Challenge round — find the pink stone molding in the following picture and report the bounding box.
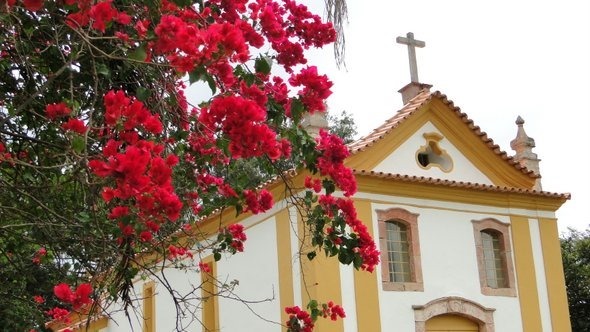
[472,218,517,297]
[376,208,423,291]
[412,296,496,332]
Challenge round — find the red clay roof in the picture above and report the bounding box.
[354,169,570,200]
[347,89,539,178]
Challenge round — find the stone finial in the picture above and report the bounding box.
[510,116,542,190]
[301,111,329,138]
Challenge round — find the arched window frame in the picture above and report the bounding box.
[377,208,423,291]
[472,218,516,297]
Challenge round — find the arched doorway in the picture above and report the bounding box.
[426,314,479,331]
[413,297,495,332]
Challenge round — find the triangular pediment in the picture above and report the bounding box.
[346,91,537,189]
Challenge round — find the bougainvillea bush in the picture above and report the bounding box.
[0,0,377,330]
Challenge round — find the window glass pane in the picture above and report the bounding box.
[386,221,411,282]
[481,230,507,288]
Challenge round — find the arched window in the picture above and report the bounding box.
[481,230,507,288]
[377,208,423,291]
[472,218,516,296]
[386,221,411,282]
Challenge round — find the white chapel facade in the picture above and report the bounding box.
[51,33,572,332]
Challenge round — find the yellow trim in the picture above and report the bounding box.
[538,218,572,332]
[298,207,344,332]
[48,314,109,332]
[142,281,155,332]
[356,174,566,211]
[201,255,219,332]
[352,199,382,331]
[275,209,295,331]
[510,216,542,331]
[428,99,534,188]
[346,97,536,189]
[79,316,109,331]
[346,105,427,171]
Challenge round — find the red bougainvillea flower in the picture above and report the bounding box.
[23,0,44,11]
[46,307,70,322]
[315,130,357,196]
[61,119,87,134]
[53,283,93,309]
[198,261,211,273]
[285,306,314,332]
[45,102,71,120]
[289,66,333,112]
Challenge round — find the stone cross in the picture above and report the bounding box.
[396,32,425,83]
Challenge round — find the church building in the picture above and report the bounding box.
[50,33,572,332]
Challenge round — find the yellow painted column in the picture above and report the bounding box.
[352,199,382,331]
[201,255,219,332]
[143,281,156,332]
[510,216,542,331]
[538,217,572,332]
[276,209,295,331]
[298,208,344,332]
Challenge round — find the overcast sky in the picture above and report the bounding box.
[305,0,590,232]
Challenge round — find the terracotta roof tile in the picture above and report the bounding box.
[354,169,570,199]
[346,90,538,178]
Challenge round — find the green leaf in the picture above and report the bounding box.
[290,99,305,123]
[136,87,150,102]
[214,252,222,261]
[254,56,272,75]
[129,45,147,62]
[353,255,363,269]
[72,136,85,153]
[205,74,217,94]
[235,204,243,216]
[189,66,206,84]
[322,179,336,195]
[97,63,110,78]
[306,251,316,261]
[307,299,318,310]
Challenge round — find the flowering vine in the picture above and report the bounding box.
[0,0,376,330]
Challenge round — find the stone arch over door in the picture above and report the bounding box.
[412,297,495,332]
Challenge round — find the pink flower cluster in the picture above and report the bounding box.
[289,66,333,112]
[243,189,274,214]
[65,0,131,32]
[199,261,212,273]
[285,306,314,332]
[45,103,87,135]
[32,247,47,265]
[319,195,380,272]
[53,283,93,309]
[223,223,248,253]
[304,176,322,193]
[199,96,284,160]
[315,130,357,197]
[89,90,181,242]
[168,245,193,260]
[322,301,346,321]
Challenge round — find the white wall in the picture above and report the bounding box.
[370,197,524,331]
[216,216,282,331]
[98,189,556,331]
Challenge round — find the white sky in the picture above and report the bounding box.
[305,0,590,232]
